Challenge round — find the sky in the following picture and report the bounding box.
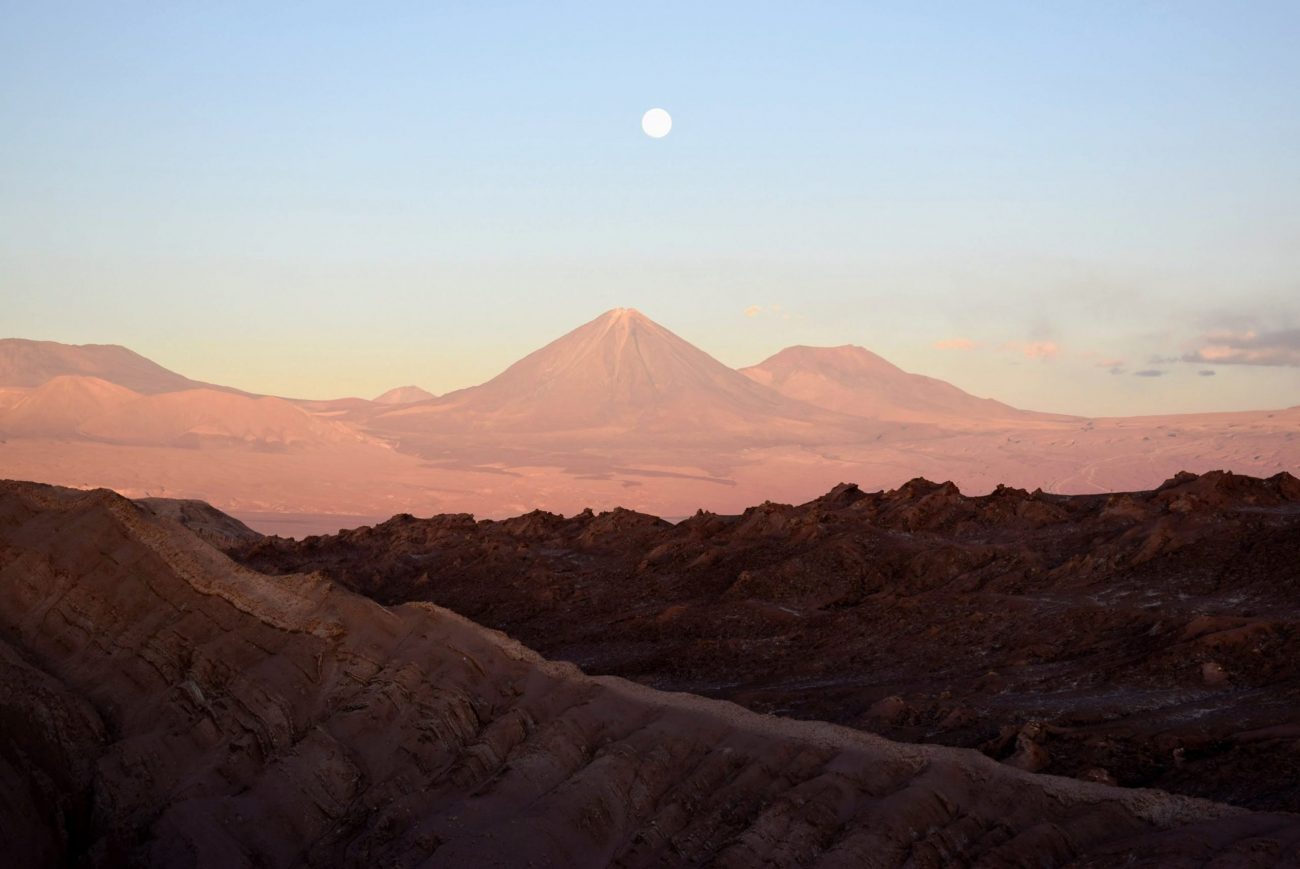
[2,1,1299,416]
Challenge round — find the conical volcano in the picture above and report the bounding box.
[375,308,837,438]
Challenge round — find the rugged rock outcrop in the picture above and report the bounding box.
[137,497,264,549]
[4,479,1300,866]
[235,470,1300,814]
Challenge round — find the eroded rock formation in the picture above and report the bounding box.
[3,479,1300,865]
[235,470,1300,814]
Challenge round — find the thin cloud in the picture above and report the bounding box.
[1133,369,1166,377]
[1079,351,1124,373]
[1198,370,1217,376]
[934,338,978,351]
[745,304,789,320]
[1001,340,1060,360]
[1182,328,1300,367]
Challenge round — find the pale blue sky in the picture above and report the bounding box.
[3,2,1298,414]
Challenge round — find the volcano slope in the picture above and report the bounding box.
[233,470,1300,816]
[5,483,1300,867]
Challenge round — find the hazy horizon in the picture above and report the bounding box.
[4,3,1300,416]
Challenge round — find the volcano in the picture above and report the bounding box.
[371,308,852,442]
[372,385,436,404]
[741,344,1054,424]
[1,313,1295,528]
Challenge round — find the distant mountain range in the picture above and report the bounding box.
[0,374,358,447]
[372,385,437,404]
[740,343,1054,424]
[1,309,1053,441]
[0,337,233,394]
[1,310,1295,534]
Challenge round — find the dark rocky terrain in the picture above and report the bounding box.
[7,478,1300,863]
[9,480,1300,866]
[233,470,1300,815]
[137,496,263,549]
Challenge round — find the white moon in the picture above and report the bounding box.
[641,108,672,138]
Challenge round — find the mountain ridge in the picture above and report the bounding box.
[741,343,1061,424]
[0,337,236,394]
[231,468,1300,816]
[1,312,1294,528]
[0,375,361,447]
[370,308,859,439]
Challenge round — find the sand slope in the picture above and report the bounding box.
[0,377,362,448]
[79,388,364,447]
[0,375,141,436]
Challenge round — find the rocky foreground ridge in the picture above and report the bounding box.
[235,470,1300,815]
[3,479,1300,866]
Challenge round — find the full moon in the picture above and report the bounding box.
[641,108,672,138]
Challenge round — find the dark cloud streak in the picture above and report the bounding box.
[1182,328,1300,367]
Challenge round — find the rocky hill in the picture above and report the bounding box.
[4,479,1300,865]
[235,470,1300,814]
